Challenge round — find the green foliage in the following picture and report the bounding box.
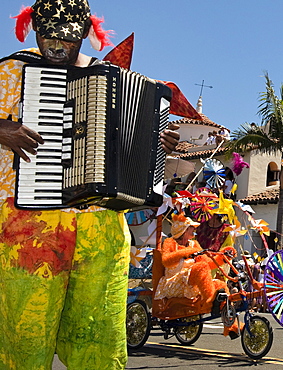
[227,73,283,156]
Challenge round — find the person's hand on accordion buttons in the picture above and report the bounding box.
[0,120,44,162]
[160,122,180,154]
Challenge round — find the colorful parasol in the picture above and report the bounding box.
[264,250,283,326]
[203,158,226,189]
[190,188,219,222]
[194,187,219,199]
[126,209,156,226]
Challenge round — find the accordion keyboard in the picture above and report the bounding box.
[16,66,67,206]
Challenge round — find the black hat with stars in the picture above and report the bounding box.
[32,0,91,42]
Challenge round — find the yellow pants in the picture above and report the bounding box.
[0,198,130,369]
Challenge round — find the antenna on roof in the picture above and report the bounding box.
[195,80,213,113]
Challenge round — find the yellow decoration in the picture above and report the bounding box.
[130,246,147,268]
[210,190,235,223]
[231,183,238,194]
[223,216,247,240]
[250,218,270,236]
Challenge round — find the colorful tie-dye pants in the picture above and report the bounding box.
[0,198,130,370]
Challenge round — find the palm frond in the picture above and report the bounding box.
[257,73,283,141]
[227,122,282,155]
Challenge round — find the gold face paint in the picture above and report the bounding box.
[36,33,83,65]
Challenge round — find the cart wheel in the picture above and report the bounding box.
[264,250,283,326]
[174,315,203,345]
[241,315,273,359]
[126,299,151,349]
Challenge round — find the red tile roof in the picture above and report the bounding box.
[176,145,228,160]
[172,113,230,131]
[239,187,279,205]
[175,141,198,153]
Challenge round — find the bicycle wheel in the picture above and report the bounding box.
[174,315,203,345]
[264,250,283,326]
[221,303,236,327]
[126,299,151,349]
[241,315,273,359]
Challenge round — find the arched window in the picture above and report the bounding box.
[266,162,280,186]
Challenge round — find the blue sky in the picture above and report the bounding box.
[1,0,283,132]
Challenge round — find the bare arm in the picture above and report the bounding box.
[161,238,195,268]
[0,119,44,162]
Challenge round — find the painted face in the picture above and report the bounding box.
[185,225,196,239]
[36,33,83,65]
[178,225,195,245]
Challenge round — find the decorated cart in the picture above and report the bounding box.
[126,155,283,360]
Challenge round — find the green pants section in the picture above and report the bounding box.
[0,200,130,370]
[0,272,70,369]
[56,211,130,370]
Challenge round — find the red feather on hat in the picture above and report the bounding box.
[89,15,114,51]
[12,6,34,43]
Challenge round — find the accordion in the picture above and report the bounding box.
[14,63,172,211]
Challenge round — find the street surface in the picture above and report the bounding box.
[52,313,283,369]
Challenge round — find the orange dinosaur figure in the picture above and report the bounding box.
[155,213,233,304]
[153,212,242,338]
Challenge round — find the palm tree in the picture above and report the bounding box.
[227,73,283,247]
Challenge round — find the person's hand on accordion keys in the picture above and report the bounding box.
[0,119,44,162]
[160,122,180,154]
[0,119,180,161]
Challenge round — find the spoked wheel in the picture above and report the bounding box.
[126,299,151,349]
[264,250,283,325]
[174,315,203,345]
[241,315,273,359]
[221,303,236,327]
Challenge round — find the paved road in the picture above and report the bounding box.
[52,313,283,369]
[126,313,283,370]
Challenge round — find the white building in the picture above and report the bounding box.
[129,98,281,258]
[171,100,280,257]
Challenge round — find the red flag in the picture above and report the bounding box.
[103,33,134,70]
[159,81,202,119]
[103,34,201,120]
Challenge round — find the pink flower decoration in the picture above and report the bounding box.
[232,152,250,176]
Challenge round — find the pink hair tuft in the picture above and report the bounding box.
[89,15,114,51]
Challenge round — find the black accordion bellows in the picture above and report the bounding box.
[14,63,172,211]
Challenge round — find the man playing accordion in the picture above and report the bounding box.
[0,1,179,369]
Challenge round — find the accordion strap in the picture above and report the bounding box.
[0,51,102,66]
[0,50,47,64]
